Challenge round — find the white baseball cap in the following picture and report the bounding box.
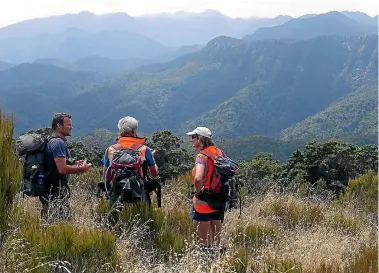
[186,127,212,138]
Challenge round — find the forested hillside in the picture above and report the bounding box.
[1,35,377,140]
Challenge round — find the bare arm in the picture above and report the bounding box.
[54,157,92,175]
[194,163,205,193]
[103,166,108,177]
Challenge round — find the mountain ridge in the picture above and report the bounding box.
[0,35,377,140]
[244,11,378,40]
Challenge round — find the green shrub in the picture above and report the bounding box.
[0,112,22,245]
[340,171,378,213]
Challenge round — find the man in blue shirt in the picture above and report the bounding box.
[40,112,92,221]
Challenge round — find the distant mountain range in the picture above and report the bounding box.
[31,44,203,74]
[0,34,376,141]
[0,10,377,64]
[244,11,378,40]
[0,10,292,46]
[0,10,376,64]
[0,10,377,147]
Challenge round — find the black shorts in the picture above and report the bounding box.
[191,207,224,223]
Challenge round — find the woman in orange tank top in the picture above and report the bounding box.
[186,126,224,250]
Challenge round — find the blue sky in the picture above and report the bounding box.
[0,0,377,27]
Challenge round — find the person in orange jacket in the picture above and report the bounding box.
[102,116,159,204]
[103,116,158,178]
[186,126,225,249]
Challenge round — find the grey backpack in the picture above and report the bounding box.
[16,134,55,197]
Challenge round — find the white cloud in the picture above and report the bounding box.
[0,0,377,27]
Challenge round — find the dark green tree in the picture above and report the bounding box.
[146,130,193,182]
[238,153,283,193]
[281,141,378,194]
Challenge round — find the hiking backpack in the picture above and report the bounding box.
[108,144,147,205]
[200,149,240,211]
[16,134,55,197]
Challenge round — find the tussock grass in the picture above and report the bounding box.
[0,161,377,273]
[9,210,119,272]
[233,222,277,251]
[347,243,378,273]
[262,258,301,273]
[325,213,361,234]
[258,195,324,228]
[224,248,249,273]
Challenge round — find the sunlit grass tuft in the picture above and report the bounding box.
[259,196,324,228]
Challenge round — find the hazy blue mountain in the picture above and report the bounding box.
[244,11,378,40]
[134,10,292,45]
[342,11,378,26]
[0,28,170,63]
[0,10,292,46]
[0,63,102,89]
[0,11,138,39]
[0,63,103,132]
[1,35,377,139]
[33,56,152,74]
[31,44,204,74]
[297,14,317,19]
[0,61,12,70]
[33,58,77,70]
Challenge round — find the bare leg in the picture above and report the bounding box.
[197,221,211,247]
[210,220,222,247]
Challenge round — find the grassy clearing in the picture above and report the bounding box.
[1,160,377,272]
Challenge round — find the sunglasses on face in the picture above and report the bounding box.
[191,135,199,140]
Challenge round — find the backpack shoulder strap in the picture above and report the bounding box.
[111,143,122,151]
[199,150,215,161]
[111,143,144,151]
[44,135,63,177]
[47,135,62,141]
[200,147,223,161]
[45,135,64,149]
[131,143,144,151]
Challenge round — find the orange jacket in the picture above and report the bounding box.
[192,146,223,214]
[107,136,147,159]
[107,137,148,183]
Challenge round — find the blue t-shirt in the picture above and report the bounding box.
[45,137,71,181]
[103,146,155,167]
